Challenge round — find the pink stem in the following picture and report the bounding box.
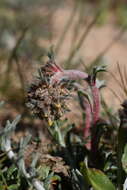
[78,92,93,150]
[91,82,100,124]
[50,70,88,84]
[90,81,101,154]
[83,98,92,150]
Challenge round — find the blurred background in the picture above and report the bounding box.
[0,0,127,125]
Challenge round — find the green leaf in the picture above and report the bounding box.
[87,168,116,190]
[8,184,19,190]
[0,183,5,190]
[7,164,17,179]
[80,162,115,190]
[117,118,127,189]
[38,165,50,180]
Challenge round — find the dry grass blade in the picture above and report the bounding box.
[107,87,122,103]
[55,0,78,54]
[70,0,86,52]
[117,62,127,96]
[90,28,125,68]
[124,64,127,90]
[66,11,101,66]
[108,63,127,103]
[109,71,124,91]
[6,27,29,75]
[3,27,29,92]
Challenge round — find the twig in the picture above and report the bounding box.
[15,56,25,96]
[6,27,28,75]
[3,27,28,91]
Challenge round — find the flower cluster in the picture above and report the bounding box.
[26,60,72,126]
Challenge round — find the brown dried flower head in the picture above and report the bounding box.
[26,60,72,126]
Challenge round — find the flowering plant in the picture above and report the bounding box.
[1,55,127,190]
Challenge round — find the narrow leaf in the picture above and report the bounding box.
[122,144,127,174]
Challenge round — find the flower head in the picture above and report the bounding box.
[26,60,72,126]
